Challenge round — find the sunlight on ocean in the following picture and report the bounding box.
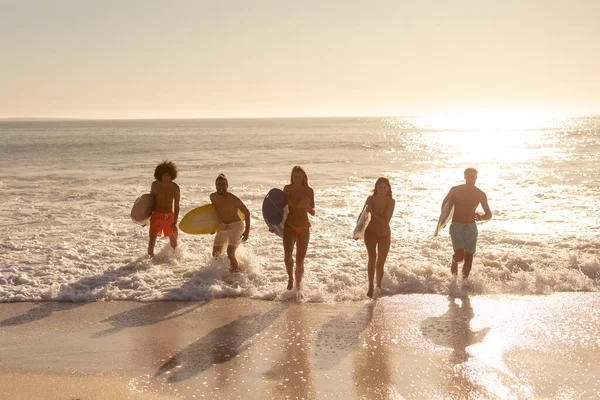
[0,116,598,302]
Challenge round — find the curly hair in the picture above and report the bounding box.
[373,177,392,197]
[154,161,178,181]
[290,165,309,186]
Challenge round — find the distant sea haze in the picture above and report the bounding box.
[0,117,599,302]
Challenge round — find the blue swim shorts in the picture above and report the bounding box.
[449,223,478,254]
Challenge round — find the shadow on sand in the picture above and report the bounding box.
[0,302,83,326]
[154,304,286,383]
[92,300,210,338]
[0,263,143,327]
[420,296,490,364]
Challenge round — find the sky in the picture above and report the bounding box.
[1,0,599,119]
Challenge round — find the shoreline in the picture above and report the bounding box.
[1,294,599,399]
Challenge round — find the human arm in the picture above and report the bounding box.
[210,192,225,222]
[357,198,370,223]
[370,198,395,224]
[150,181,158,196]
[238,198,251,242]
[475,192,492,221]
[441,188,453,211]
[172,184,180,229]
[305,188,315,216]
[149,181,158,211]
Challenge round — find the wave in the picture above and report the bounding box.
[1,244,598,303]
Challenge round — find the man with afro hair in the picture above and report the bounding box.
[148,161,180,257]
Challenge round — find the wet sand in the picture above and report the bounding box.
[1,293,599,399]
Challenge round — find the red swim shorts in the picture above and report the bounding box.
[149,212,177,237]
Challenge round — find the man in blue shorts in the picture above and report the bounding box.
[441,168,492,278]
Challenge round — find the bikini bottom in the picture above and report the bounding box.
[285,221,311,235]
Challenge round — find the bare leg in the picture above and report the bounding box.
[375,237,391,288]
[227,245,239,272]
[294,228,310,290]
[212,246,223,258]
[364,232,377,298]
[452,249,465,276]
[451,257,458,275]
[169,235,177,252]
[462,252,474,278]
[283,225,296,290]
[148,233,157,257]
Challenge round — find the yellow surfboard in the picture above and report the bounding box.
[179,204,245,235]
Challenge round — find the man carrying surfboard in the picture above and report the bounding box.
[148,161,180,258]
[441,168,492,278]
[210,174,251,272]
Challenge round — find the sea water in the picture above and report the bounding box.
[1,117,599,302]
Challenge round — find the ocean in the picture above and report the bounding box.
[1,116,599,302]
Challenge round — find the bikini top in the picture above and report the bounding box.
[288,198,308,209]
[371,197,391,216]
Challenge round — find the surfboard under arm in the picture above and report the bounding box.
[353,204,371,240]
[434,200,454,237]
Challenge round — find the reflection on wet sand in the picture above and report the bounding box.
[263,304,315,399]
[421,296,491,398]
[154,305,284,383]
[315,302,374,370]
[353,301,397,400]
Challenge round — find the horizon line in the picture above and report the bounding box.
[2,112,599,122]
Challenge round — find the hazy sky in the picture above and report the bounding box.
[1,0,599,118]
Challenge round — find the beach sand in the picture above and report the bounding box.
[1,293,599,399]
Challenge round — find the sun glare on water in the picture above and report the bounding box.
[394,112,573,236]
[412,112,563,166]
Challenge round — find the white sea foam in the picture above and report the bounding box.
[0,117,599,302]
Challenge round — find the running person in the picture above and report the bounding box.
[362,177,395,298]
[148,161,180,257]
[441,168,492,278]
[210,174,251,272]
[283,166,315,291]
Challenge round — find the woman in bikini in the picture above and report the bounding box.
[363,177,395,298]
[283,166,315,291]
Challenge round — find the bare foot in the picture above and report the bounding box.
[367,286,374,298]
[287,279,294,290]
[451,258,458,276]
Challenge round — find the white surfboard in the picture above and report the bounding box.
[131,194,155,226]
[434,200,454,236]
[353,205,371,240]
